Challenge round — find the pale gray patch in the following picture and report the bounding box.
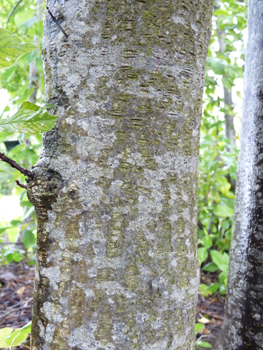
[99,282,125,295]
[49,228,65,240]
[41,266,61,290]
[112,323,128,342]
[65,117,74,125]
[124,291,136,299]
[60,297,68,306]
[45,324,56,343]
[142,340,168,350]
[54,313,64,323]
[162,291,169,299]
[48,210,57,221]
[135,313,149,324]
[73,253,83,261]
[47,250,62,263]
[88,267,97,277]
[43,302,54,321]
[38,320,45,339]
[59,241,66,249]
[171,335,187,348]
[85,289,94,298]
[151,319,163,330]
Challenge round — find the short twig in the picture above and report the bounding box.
[0,152,33,179]
[46,7,69,38]
[0,242,24,245]
[15,180,27,189]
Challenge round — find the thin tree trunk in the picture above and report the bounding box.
[223,87,235,145]
[28,0,44,104]
[29,1,213,349]
[219,1,263,348]
[217,23,235,146]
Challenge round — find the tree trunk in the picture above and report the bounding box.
[223,87,235,145]
[217,25,235,146]
[219,1,263,349]
[29,1,213,349]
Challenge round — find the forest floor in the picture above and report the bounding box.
[0,262,225,350]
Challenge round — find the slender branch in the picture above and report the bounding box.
[15,180,27,189]
[0,152,33,179]
[0,242,24,245]
[5,0,23,28]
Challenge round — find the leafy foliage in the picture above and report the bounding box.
[196,340,212,349]
[197,0,247,301]
[0,321,31,348]
[0,0,46,264]
[195,323,212,349]
[0,101,57,133]
[0,28,36,69]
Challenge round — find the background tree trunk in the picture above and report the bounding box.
[29,1,213,349]
[219,1,263,349]
[217,27,235,146]
[217,19,236,193]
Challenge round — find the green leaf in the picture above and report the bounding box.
[0,101,57,134]
[198,247,208,265]
[28,256,36,265]
[202,262,218,272]
[0,327,13,348]
[207,57,225,75]
[21,101,40,111]
[219,271,228,285]
[225,228,232,240]
[201,236,213,249]
[206,283,220,294]
[210,250,229,272]
[3,248,24,263]
[21,321,32,332]
[0,29,36,69]
[14,10,35,26]
[213,205,234,217]
[42,103,55,109]
[22,230,36,248]
[213,9,229,16]
[220,183,231,196]
[196,340,212,348]
[211,190,221,203]
[226,191,235,199]
[20,200,32,207]
[1,323,32,349]
[195,323,205,334]
[220,284,227,295]
[199,284,212,297]
[0,227,12,235]
[10,220,22,226]
[6,327,29,347]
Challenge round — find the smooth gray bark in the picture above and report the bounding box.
[219,1,263,348]
[223,87,235,145]
[217,26,235,146]
[29,1,213,349]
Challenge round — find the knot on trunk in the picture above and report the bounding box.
[27,168,64,217]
